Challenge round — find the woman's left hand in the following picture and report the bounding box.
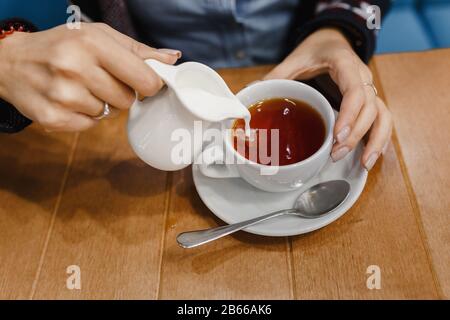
[264,28,392,170]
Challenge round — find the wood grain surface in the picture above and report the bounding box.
[0,51,448,299]
[0,130,76,299]
[374,50,450,299]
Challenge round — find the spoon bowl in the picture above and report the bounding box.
[293,180,350,218]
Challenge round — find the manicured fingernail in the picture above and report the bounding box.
[381,141,389,155]
[336,126,350,143]
[364,152,380,171]
[158,48,182,58]
[331,147,350,162]
[137,93,145,101]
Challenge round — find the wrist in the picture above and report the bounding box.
[0,36,16,100]
[0,42,10,100]
[0,21,32,100]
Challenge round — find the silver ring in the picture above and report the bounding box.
[93,102,111,120]
[363,82,378,96]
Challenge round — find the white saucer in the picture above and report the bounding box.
[192,142,368,237]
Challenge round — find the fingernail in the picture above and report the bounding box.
[336,126,350,143]
[381,141,390,155]
[137,93,145,101]
[331,147,350,162]
[158,48,182,58]
[364,152,379,171]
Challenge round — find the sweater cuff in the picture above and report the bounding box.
[0,18,37,134]
[295,2,388,63]
[0,100,32,133]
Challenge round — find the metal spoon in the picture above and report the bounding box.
[177,180,350,248]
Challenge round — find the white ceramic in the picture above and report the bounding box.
[193,139,368,237]
[198,80,335,192]
[127,59,249,171]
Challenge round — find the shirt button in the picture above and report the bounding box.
[235,50,246,60]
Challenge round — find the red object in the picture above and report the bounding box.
[0,22,30,40]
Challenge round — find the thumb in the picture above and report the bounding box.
[263,58,297,80]
[263,54,326,81]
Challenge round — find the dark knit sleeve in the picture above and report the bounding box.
[295,1,392,63]
[0,101,32,133]
[0,18,37,134]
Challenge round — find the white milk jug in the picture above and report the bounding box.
[127,59,250,171]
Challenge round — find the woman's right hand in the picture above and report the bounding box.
[0,23,181,132]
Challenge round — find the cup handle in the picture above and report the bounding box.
[198,144,240,178]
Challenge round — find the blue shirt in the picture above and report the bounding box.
[128,0,300,69]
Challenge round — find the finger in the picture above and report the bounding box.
[263,53,327,80]
[47,78,104,117]
[264,61,327,80]
[331,87,377,162]
[329,58,366,143]
[90,32,167,97]
[263,58,299,80]
[35,102,97,132]
[48,112,97,132]
[362,98,393,170]
[55,111,97,132]
[92,23,181,63]
[262,51,298,80]
[334,87,378,151]
[82,66,136,110]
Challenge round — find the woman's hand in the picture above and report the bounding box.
[264,28,392,170]
[0,23,181,132]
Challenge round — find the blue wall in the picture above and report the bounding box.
[0,0,67,30]
[377,0,450,53]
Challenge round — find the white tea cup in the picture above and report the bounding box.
[198,79,335,193]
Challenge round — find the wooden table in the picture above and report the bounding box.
[1,49,449,300]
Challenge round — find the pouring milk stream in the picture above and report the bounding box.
[127,59,251,171]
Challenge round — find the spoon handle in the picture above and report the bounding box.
[176,209,296,248]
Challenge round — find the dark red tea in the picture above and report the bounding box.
[232,98,326,166]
